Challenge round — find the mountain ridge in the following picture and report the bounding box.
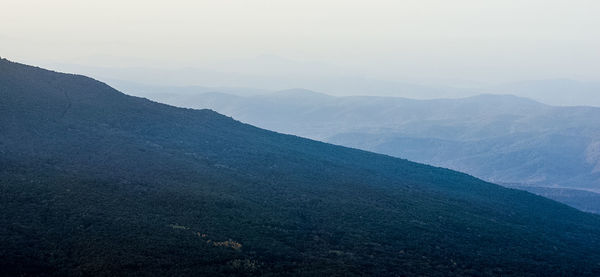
[137,87,600,191]
[3,58,600,276]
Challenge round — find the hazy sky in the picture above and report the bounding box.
[2,0,599,87]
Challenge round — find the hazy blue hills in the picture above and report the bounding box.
[489,79,600,107]
[3,58,600,276]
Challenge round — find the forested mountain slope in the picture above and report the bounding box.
[2,58,600,276]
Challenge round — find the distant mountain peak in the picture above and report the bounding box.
[272,88,333,98]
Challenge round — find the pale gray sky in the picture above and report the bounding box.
[2,0,599,89]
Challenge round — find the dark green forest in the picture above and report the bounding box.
[2,58,600,276]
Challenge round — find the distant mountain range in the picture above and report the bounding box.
[3,58,600,276]
[132,88,600,212]
[489,79,600,107]
[40,57,600,107]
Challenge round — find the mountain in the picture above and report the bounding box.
[489,79,600,107]
[2,58,600,276]
[142,90,600,190]
[40,60,600,106]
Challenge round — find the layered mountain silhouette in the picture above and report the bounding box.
[139,89,600,211]
[2,58,600,276]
